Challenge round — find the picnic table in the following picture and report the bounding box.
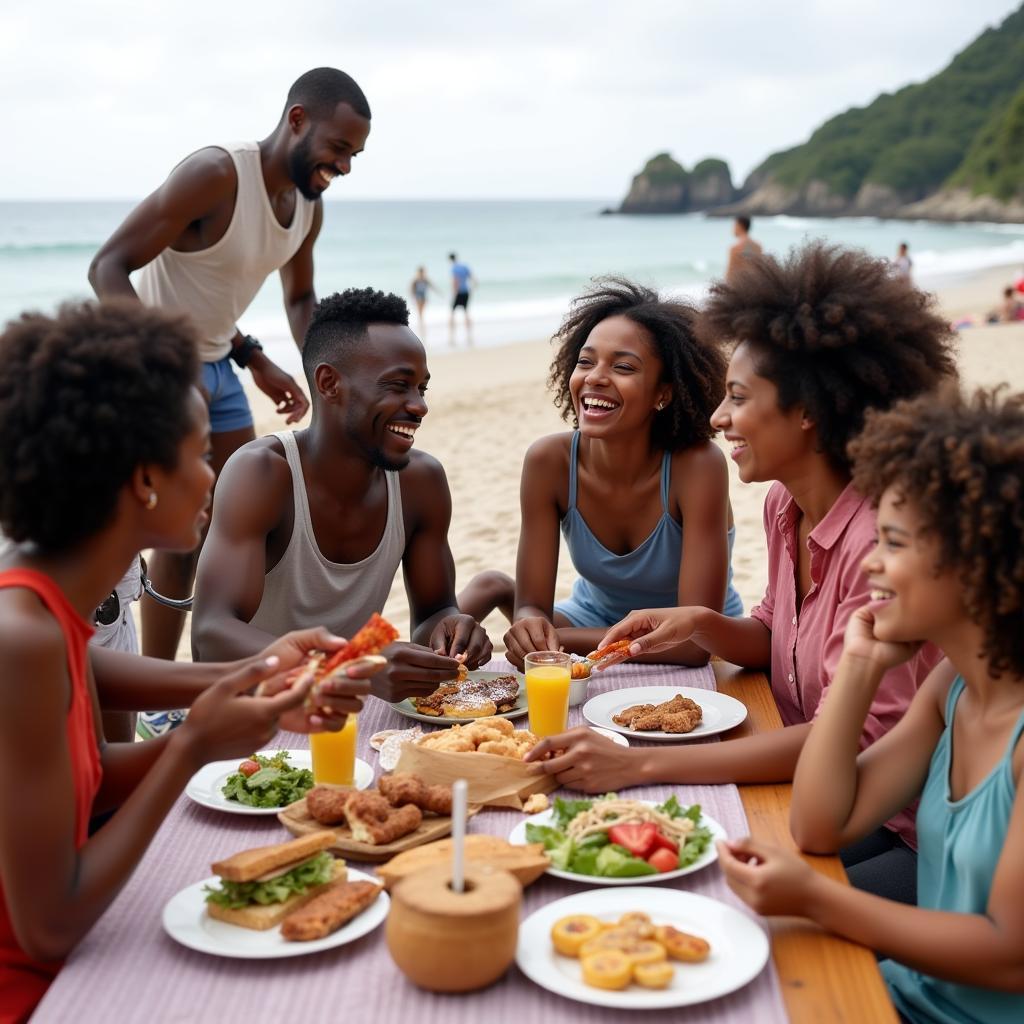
[33,659,896,1023]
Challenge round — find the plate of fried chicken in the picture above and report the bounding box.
[582,687,747,742]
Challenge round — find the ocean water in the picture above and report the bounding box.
[2,199,1023,376]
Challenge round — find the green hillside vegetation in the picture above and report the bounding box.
[951,82,1024,200]
[750,5,1024,201]
[638,153,688,186]
[691,158,731,182]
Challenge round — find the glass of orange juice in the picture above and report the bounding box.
[310,714,358,785]
[524,651,571,738]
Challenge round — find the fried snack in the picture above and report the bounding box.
[654,924,711,963]
[634,961,674,989]
[522,792,550,814]
[305,786,352,826]
[580,950,633,990]
[623,940,667,967]
[344,791,422,845]
[551,915,604,956]
[612,703,656,726]
[617,912,656,939]
[586,638,633,663]
[415,718,536,760]
[378,772,452,815]
[280,879,382,942]
[613,694,703,733]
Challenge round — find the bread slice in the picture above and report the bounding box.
[206,859,347,930]
[211,830,336,883]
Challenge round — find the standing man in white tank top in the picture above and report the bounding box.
[89,67,371,663]
[191,288,493,703]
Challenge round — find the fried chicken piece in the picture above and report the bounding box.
[655,694,700,715]
[477,738,523,758]
[471,716,515,737]
[344,791,423,845]
[419,730,476,753]
[378,772,453,815]
[306,786,352,825]
[612,703,656,727]
[281,880,382,942]
[658,709,703,733]
[586,638,633,662]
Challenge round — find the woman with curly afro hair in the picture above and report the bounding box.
[0,301,375,1021]
[526,243,954,902]
[718,386,1024,1024]
[460,276,742,668]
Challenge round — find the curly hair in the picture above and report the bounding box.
[0,300,200,552]
[850,386,1024,679]
[699,241,957,471]
[302,287,410,379]
[548,277,726,451]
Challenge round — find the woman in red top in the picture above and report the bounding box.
[0,302,372,1023]
[526,243,956,901]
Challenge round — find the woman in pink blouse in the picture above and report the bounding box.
[526,242,956,900]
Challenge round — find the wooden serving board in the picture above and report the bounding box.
[278,794,480,863]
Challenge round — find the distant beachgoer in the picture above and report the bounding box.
[88,67,371,668]
[893,242,913,283]
[409,266,438,338]
[448,251,475,346]
[725,216,763,283]
[988,286,1023,324]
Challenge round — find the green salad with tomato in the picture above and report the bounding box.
[220,751,314,809]
[525,794,714,878]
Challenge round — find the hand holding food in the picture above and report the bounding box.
[428,613,493,667]
[596,608,702,659]
[524,725,647,792]
[175,655,318,767]
[221,750,314,808]
[551,911,710,992]
[370,642,465,703]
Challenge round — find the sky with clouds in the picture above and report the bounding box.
[1,0,1018,200]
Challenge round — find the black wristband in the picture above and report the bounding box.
[230,335,263,369]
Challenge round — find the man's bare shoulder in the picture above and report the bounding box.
[216,435,292,515]
[163,146,238,202]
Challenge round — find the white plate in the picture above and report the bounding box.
[185,750,373,815]
[389,670,528,726]
[508,801,725,883]
[163,866,388,959]
[589,726,629,748]
[582,687,747,742]
[516,886,768,1009]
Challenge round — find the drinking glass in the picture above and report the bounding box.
[524,651,571,738]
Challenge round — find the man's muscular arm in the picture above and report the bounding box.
[190,443,290,661]
[88,148,236,299]
[279,202,323,350]
[401,455,492,666]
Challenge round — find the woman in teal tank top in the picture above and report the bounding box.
[713,387,1024,1023]
[460,277,740,667]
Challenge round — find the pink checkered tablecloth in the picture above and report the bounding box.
[33,660,787,1023]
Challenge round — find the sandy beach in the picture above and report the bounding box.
[174,262,1024,659]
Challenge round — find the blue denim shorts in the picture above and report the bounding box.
[201,356,254,434]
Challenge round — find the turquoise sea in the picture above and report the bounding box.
[2,200,1023,375]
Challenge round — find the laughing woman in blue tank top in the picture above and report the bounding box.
[460,277,742,667]
[715,387,1024,1024]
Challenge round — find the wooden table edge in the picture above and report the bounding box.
[713,659,898,1024]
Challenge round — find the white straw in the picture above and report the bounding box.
[451,778,468,893]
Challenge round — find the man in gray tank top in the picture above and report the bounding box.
[89,68,372,664]
[191,288,492,702]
